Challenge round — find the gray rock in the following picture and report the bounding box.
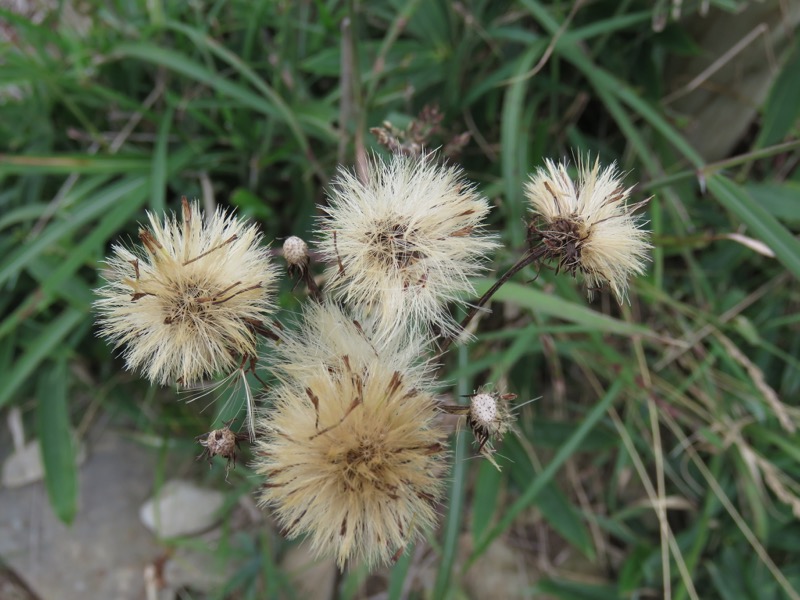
[139,479,225,538]
[2,439,87,489]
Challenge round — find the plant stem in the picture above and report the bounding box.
[438,247,544,355]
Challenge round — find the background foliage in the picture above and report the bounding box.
[1,0,799,598]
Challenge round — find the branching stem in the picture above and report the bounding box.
[438,246,546,356]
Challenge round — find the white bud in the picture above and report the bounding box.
[470,393,497,427]
[283,236,309,268]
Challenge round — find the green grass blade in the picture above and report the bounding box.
[37,356,78,523]
[433,345,470,599]
[0,193,148,340]
[472,279,656,338]
[756,37,800,148]
[518,0,705,169]
[164,22,321,159]
[707,174,800,281]
[388,545,413,600]
[469,376,627,563]
[150,103,174,213]
[501,42,546,248]
[0,176,144,287]
[0,307,85,409]
[0,155,150,175]
[471,459,503,541]
[113,43,280,118]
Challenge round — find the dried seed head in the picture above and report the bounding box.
[196,420,247,473]
[524,157,651,303]
[317,152,498,341]
[441,389,518,470]
[254,302,447,569]
[470,392,499,428]
[94,198,278,386]
[468,392,515,447]
[283,236,309,274]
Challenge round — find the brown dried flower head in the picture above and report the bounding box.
[254,302,448,569]
[94,198,278,386]
[196,419,248,473]
[525,157,651,303]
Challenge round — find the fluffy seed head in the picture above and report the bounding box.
[524,157,651,302]
[254,302,448,569]
[317,153,498,340]
[94,198,278,386]
[283,235,309,273]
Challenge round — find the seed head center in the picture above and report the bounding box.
[367,220,426,270]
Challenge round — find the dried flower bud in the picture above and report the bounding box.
[467,392,515,448]
[441,389,518,470]
[283,236,309,274]
[196,420,247,474]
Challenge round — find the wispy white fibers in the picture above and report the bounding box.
[317,153,498,341]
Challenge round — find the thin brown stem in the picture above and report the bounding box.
[302,269,322,302]
[183,234,238,266]
[437,247,545,356]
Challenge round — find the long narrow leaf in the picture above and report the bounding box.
[472,279,657,338]
[37,356,78,523]
[707,174,800,281]
[0,307,85,409]
[468,376,626,563]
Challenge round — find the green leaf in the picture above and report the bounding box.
[469,376,627,564]
[742,182,800,226]
[150,103,174,214]
[757,37,800,148]
[471,459,503,541]
[707,174,800,281]
[0,307,85,409]
[388,545,413,600]
[0,175,142,287]
[501,43,546,248]
[535,578,619,600]
[37,357,78,523]
[505,436,596,560]
[0,189,149,340]
[433,346,470,600]
[472,279,656,338]
[0,155,150,175]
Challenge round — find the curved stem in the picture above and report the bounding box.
[438,247,545,356]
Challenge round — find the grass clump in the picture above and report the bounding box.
[2,1,800,598]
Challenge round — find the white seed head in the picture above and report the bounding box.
[283,235,309,269]
[525,156,651,303]
[94,199,278,386]
[470,393,498,427]
[317,152,498,341]
[254,302,447,569]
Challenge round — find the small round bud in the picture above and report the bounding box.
[204,427,237,458]
[441,389,517,470]
[283,236,309,272]
[470,393,498,427]
[196,420,247,475]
